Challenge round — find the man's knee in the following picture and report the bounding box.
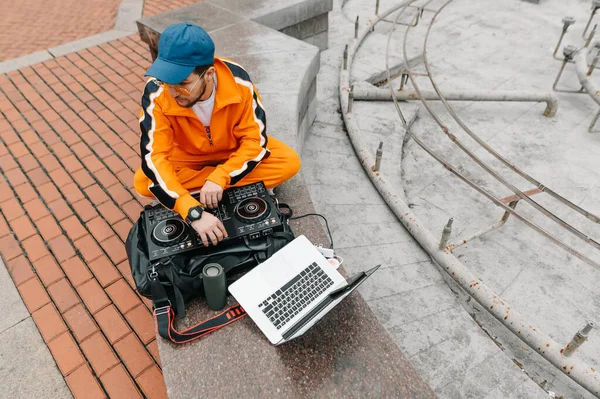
[282,149,301,181]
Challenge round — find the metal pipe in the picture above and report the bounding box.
[417,20,598,224]
[353,86,559,117]
[553,45,578,92]
[575,44,600,133]
[340,1,600,395]
[450,188,540,249]
[439,218,454,250]
[343,0,600,392]
[583,2,600,39]
[588,51,600,76]
[407,4,437,14]
[449,201,517,251]
[348,85,354,113]
[374,141,383,172]
[574,43,600,110]
[406,2,600,265]
[563,321,596,357]
[399,73,408,91]
[586,24,598,47]
[343,45,348,70]
[590,108,600,132]
[382,6,421,27]
[554,17,576,57]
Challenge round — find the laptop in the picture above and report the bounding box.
[228,235,380,345]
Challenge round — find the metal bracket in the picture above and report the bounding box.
[583,0,600,39]
[553,17,576,57]
[553,45,585,93]
[446,188,543,251]
[590,107,600,132]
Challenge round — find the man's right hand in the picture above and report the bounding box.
[190,212,228,246]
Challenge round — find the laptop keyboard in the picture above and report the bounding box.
[259,262,334,329]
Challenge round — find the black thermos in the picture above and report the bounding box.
[202,263,227,310]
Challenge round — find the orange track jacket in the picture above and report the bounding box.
[139,58,270,218]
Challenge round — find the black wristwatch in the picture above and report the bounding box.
[185,205,205,224]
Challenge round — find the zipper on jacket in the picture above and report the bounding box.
[205,126,213,146]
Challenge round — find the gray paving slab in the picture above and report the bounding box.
[461,287,596,399]
[1,259,71,399]
[207,0,333,32]
[434,352,550,399]
[210,20,319,57]
[138,2,244,35]
[0,318,72,399]
[300,0,588,396]
[389,2,600,394]
[0,259,28,334]
[114,0,144,32]
[0,50,53,75]
[367,283,460,330]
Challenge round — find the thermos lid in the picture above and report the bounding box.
[205,265,220,276]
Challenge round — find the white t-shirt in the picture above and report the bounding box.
[192,74,217,127]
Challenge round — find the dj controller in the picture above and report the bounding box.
[144,182,283,261]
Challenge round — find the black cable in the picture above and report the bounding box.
[289,213,334,249]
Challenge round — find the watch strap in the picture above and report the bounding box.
[185,205,204,223]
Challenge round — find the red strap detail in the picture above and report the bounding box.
[154,305,247,345]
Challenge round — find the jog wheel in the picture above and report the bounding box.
[152,219,188,246]
[235,197,270,223]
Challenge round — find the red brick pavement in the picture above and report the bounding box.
[0,34,171,398]
[1,0,202,62]
[0,0,122,62]
[143,0,201,17]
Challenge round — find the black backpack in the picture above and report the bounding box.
[126,202,295,319]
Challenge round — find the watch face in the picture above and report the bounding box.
[190,209,200,219]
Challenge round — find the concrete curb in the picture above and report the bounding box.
[114,0,145,32]
[0,51,55,75]
[47,30,134,58]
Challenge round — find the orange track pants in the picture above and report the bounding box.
[133,136,300,197]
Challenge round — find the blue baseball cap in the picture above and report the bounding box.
[145,23,215,84]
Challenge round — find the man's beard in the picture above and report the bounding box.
[181,98,201,108]
[179,94,202,108]
[178,82,206,108]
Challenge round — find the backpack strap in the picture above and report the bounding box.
[162,265,187,319]
[150,274,246,344]
[153,304,246,344]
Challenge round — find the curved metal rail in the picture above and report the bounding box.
[575,42,600,106]
[339,0,600,395]
[400,1,600,259]
[419,4,600,225]
[574,42,600,132]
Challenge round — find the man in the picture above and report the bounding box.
[134,23,300,247]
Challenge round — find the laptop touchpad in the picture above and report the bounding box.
[261,260,291,287]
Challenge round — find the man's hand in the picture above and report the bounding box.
[190,212,228,246]
[200,180,223,209]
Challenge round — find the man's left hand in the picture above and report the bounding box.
[200,180,223,208]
